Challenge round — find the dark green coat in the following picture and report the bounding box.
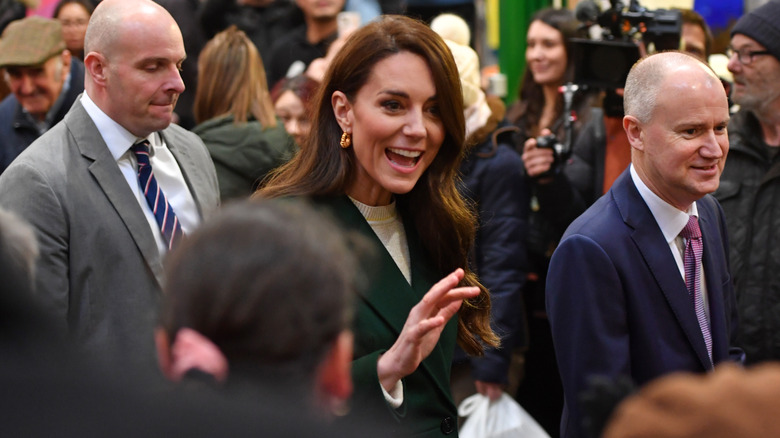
[193,115,296,201]
[315,195,460,437]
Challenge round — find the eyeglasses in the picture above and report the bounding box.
[726,46,771,65]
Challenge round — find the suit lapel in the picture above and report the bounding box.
[324,196,428,328]
[66,101,164,286]
[698,199,729,362]
[320,196,456,396]
[612,171,713,369]
[163,129,206,217]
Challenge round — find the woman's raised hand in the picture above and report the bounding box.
[377,268,479,392]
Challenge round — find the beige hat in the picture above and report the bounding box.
[443,39,481,108]
[0,17,66,68]
[430,13,470,47]
[430,13,481,109]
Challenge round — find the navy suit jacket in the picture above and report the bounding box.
[546,170,743,438]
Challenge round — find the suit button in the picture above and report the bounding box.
[440,416,455,434]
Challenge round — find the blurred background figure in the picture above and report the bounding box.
[271,73,319,148]
[156,199,359,418]
[193,26,296,201]
[404,0,475,47]
[0,16,84,175]
[156,0,210,130]
[199,0,296,73]
[431,11,529,414]
[504,8,597,436]
[0,0,25,35]
[267,0,344,87]
[677,7,713,62]
[259,15,497,435]
[53,0,92,61]
[714,0,780,365]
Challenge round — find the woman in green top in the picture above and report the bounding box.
[258,16,498,437]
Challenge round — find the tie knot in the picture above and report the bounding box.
[131,140,151,165]
[681,215,701,240]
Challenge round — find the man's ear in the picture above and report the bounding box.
[316,330,354,403]
[84,52,108,87]
[331,90,352,134]
[623,115,644,152]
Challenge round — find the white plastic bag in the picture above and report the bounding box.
[458,392,551,438]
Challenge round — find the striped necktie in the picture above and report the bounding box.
[131,140,183,251]
[681,215,712,362]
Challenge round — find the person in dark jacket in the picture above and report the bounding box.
[0,17,84,174]
[193,26,296,201]
[199,0,296,73]
[713,0,780,364]
[431,13,528,407]
[266,0,343,87]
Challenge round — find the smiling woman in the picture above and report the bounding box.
[257,15,498,437]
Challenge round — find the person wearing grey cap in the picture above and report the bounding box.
[712,0,780,365]
[0,16,85,174]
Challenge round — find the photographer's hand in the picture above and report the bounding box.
[522,129,555,183]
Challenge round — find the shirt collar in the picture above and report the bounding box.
[80,92,157,161]
[630,164,699,243]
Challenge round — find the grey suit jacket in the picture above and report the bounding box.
[0,99,219,372]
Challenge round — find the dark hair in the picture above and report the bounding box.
[270,74,320,106]
[159,199,360,381]
[507,8,584,137]
[53,0,94,19]
[258,15,497,355]
[677,8,713,59]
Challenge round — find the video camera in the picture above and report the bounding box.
[571,0,682,90]
[532,1,682,176]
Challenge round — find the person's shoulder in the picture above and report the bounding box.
[563,192,622,240]
[0,93,19,119]
[467,142,523,182]
[6,124,71,168]
[164,123,206,144]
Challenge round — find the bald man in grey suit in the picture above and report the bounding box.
[0,0,219,373]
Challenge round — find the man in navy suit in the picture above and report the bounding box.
[546,51,744,438]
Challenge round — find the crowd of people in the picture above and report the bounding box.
[0,0,780,437]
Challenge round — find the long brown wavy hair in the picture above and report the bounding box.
[194,25,277,128]
[257,15,498,355]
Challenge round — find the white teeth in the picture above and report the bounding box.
[388,148,421,158]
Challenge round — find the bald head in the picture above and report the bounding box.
[623,50,729,211]
[82,0,185,137]
[85,0,177,58]
[624,51,721,123]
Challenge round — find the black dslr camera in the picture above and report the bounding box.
[533,84,580,177]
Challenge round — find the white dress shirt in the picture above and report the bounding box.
[631,164,710,322]
[80,93,200,255]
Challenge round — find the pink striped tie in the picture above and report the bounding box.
[681,215,712,362]
[131,140,183,251]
